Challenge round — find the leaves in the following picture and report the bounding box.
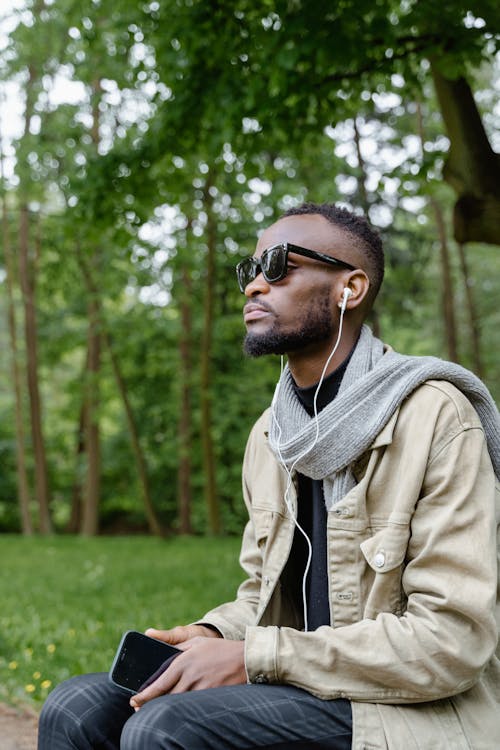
[0,0,498,534]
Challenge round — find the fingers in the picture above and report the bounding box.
[129,638,246,710]
[145,624,220,645]
[130,663,181,710]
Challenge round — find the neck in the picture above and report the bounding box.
[287,327,360,387]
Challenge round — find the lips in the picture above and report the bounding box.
[243,302,273,323]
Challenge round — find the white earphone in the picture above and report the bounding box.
[338,287,353,310]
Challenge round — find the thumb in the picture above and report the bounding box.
[145,625,203,645]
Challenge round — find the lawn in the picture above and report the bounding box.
[0,534,243,709]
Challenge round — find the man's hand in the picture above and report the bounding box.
[129,627,246,710]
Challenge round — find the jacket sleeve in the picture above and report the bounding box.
[244,386,499,702]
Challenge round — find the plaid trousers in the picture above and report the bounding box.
[37,672,352,749]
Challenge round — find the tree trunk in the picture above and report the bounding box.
[80,78,104,535]
[431,199,459,362]
[80,293,101,536]
[431,65,500,246]
[353,118,369,214]
[16,42,51,533]
[67,401,86,533]
[177,263,194,534]
[1,170,33,534]
[353,118,381,337]
[200,182,220,535]
[105,333,166,537]
[415,101,459,362]
[77,252,165,535]
[18,205,52,533]
[456,243,484,378]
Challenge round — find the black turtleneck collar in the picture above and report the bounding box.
[292,352,352,416]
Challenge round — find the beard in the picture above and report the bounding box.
[243,291,334,357]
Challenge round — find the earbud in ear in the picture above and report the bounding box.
[338,287,353,308]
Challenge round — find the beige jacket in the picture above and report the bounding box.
[202,381,500,749]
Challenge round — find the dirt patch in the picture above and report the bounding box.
[0,703,38,750]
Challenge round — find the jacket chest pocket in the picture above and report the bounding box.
[251,505,296,625]
[252,506,290,565]
[359,522,410,618]
[251,510,269,560]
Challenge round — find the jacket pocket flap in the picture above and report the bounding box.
[251,508,273,546]
[360,525,409,572]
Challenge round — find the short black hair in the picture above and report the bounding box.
[281,202,384,302]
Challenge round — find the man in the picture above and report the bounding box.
[39,203,499,749]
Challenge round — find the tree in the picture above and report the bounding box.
[127,0,500,244]
[15,33,53,532]
[431,66,500,245]
[0,148,33,534]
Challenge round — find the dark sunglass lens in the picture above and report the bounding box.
[237,258,255,291]
[261,246,286,281]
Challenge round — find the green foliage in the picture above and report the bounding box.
[0,535,243,707]
[0,1,498,536]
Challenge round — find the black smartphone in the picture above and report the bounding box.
[109,630,181,694]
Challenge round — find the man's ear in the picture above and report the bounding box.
[337,269,371,310]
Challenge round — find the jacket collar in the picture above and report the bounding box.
[369,407,399,449]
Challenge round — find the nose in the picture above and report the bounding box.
[244,272,270,298]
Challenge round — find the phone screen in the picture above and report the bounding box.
[109,630,181,694]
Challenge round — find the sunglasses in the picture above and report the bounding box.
[236,242,356,293]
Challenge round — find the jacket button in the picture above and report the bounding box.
[374,551,385,568]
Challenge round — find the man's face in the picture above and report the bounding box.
[242,214,356,358]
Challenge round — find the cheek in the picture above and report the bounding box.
[272,277,335,322]
[280,287,334,328]
[280,294,312,322]
[298,285,335,316]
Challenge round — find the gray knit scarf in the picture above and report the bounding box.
[268,325,500,510]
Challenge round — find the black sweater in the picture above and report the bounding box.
[290,358,349,630]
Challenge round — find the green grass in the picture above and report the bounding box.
[0,534,243,709]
